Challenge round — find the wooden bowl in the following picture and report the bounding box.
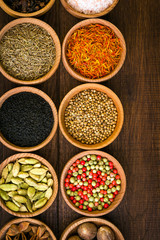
[0,153,58,218]
[62,19,126,83]
[59,83,124,150]
[0,86,58,152]
[60,150,126,217]
[0,218,56,240]
[60,217,124,240]
[0,0,55,18]
[60,0,119,19]
[0,18,61,85]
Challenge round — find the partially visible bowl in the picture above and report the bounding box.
[0,153,58,217]
[60,217,124,240]
[62,18,126,83]
[0,86,58,152]
[60,0,119,19]
[0,218,57,240]
[0,18,61,85]
[0,0,55,18]
[59,83,124,150]
[60,150,126,217]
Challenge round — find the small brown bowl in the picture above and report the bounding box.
[0,218,57,240]
[59,83,124,150]
[0,18,61,85]
[60,0,119,19]
[60,217,124,240]
[0,0,55,18]
[0,153,58,218]
[60,150,126,217]
[0,86,58,152]
[62,18,126,83]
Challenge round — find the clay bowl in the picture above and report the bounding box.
[60,150,126,217]
[0,153,58,218]
[62,18,126,83]
[0,86,58,152]
[0,0,55,18]
[0,218,56,240]
[0,18,61,85]
[60,217,124,240]
[59,83,124,150]
[60,0,119,19]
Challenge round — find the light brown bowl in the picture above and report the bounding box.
[0,18,61,85]
[0,0,55,18]
[60,150,126,217]
[0,153,58,218]
[0,218,56,240]
[60,217,124,240]
[62,19,126,83]
[60,0,119,19]
[0,86,58,152]
[59,83,124,150]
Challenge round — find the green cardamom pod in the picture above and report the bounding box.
[38,173,46,182]
[46,173,52,179]
[24,158,39,165]
[12,161,20,177]
[6,201,20,212]
[17,172,29,179]
[32,192,44,202]
[34,163,41,168]
[35,183,48,191]
[0,177,5,184]
[0,184,18,191]
[25,178,37,187]
[2,166,9,179]
[29,172,40,181]
[30,168,47,175]
[19,183,29,189]
[34,197,48,209]
[11,177,24,185]
[7,163,13,172]
[21,165,33,172]
[8,191,18,197]
[47,178,53,187]
[13,195,27,203]
[6,172,13,183]
[45,187,53,200]
[19,204,28,212]
[17,189,27,196]
[26,197,32,212]
[41,177,47,183]
[27,187,35,199]
[0,189,10,201]
[12,199,22,208]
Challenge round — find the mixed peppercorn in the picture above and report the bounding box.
[65,154,121,212]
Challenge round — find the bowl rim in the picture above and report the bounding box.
[0,0,55,17]
[0,153,58,218]
[60,0,119,19]
[0,86,58,152]
[62,18,126,83]
[60,150,126,217]
[59,83,124,150]
[60,217,125,240]
[0,18,61,85]
[0,217,57,240]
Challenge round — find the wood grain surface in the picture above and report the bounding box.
[0,0,159,239]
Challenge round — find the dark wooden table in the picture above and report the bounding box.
[0,0,159,239]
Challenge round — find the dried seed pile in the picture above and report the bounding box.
[3,221,51,240]
[64,89,118,144]
[0,92,54,147]
[4,0,50,13]
[0,23,56,81]
[0,157,54,213]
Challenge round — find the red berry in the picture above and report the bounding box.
[110,198,114,202]
[100,198,104,202]
[114,190,119,195]
[82,167,87,172]
[65,183,69,187]
[112,180,116,185]
[73,163,77,167]
[97,155,101,160]
[76,159,80,164]
[102,177,106,182]
[78,191,83,196]
[97,178,101,182]
[110,166,113,169]
[65,178,70,183]
[88,184,92,189]
[100,190,104,194]
[109,184,113,189]
[100,181,105,186]
[93,173,98,179]
[77,175,81,180]
[113,194,115,198]
[73,199,76,204]
[87,158,91,161]
[72,187,76,192]
[87,189,91,194]
[69,184,73,189]
[97,171,101,175]
[104,173,108,177]
[79,205,83,209]
[83,186,88,191]
[96,183,100,187]
[79,199,84,204]
[84,195,89,201]
[76,184,81,189]
[67,170,72,174]
[88,207,92,211]
[88,179,92,184]
[116,175,120,180]
[67,175,71,179]
[81,160,85,165]
[103,190,107,195]
[81,186,84,190]
[70,196,74,200]
[104,203,109,208]
[95,202,99,207]
[89,171,93,176]
[82,173,86,178]
[113,169,118,174]
[109,161,113,167]
[110,173,115,178]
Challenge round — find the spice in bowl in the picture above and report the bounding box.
[66,24,122,79]
[64,154,121,212]
[0,23,56,81]
[3,0,50,13]
[2,221,52,240]
[64,89,118,145]
[66,0,114,15]
[0,157,54,213]
[0,92,54,147]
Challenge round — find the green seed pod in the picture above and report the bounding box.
[0,184,18,191]
[91,155,97,160]
[26,197,33,212]
[24,158,39,165]
[45,187,52,199]
[47,178,53,187]
[2,166,9,179]
[11,177,24,185]
[30,168,47,175]
[34,163,41,168]
[8,191,18,197]
[27,187,35,199]
[21,165,33,172]
[13,195,27,203]
[20,183,29,189]
[6,172,13,183]
[12,199,21,208]
[38,173,46,182]
[0,177,5,184]
[18,189,27,196]
[41,165,48,171]
[88,202,94,208]
[29,172,40,181]
[25,178,37,187]
[7,163,13,172]
[18,158,29,164]
[0,189,10,201]
[6,201,20,212]
[12,161,20,177]
[41,177,48,183]
[32,192,44,202]
[34,197,48,209]
[19,205,28,212]
[17,172,29,179]
[35,183,48,191]
[98,205,103,211]
[46,172,52,179]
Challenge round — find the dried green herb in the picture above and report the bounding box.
[0,23,56,81]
